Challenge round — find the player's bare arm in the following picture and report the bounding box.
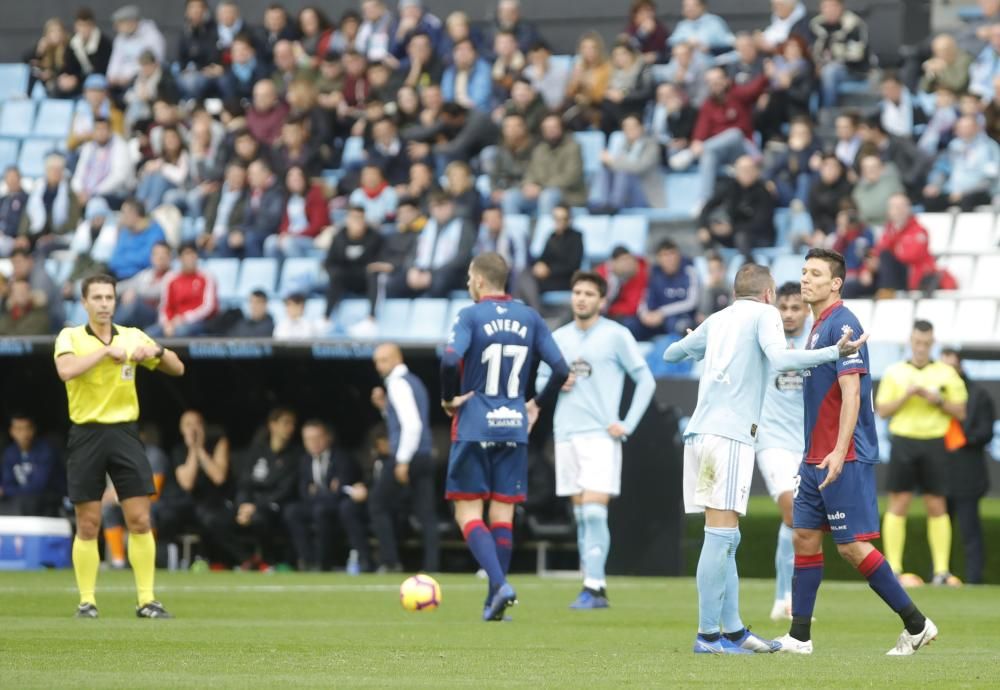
[818,373,861,490]
[132,343,185,377]
[55,346,125,382]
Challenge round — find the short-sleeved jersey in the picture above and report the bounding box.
[538,317,654,442]
[679,300,793,446]
[875,360,968,439]
[54,324,160,425]
[802,301,878,464]
[445,296,566,443]
[757,327,811,453]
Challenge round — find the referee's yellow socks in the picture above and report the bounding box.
[927,514,952,576]
[128,531,157,606]
[882,512,906,574]
[72,537,99,606]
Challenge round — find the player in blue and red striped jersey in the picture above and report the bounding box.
[776,248,938,656]
[440,252,570,622]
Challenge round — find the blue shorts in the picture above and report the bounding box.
[793,460,881,544]
[446,441,527,504]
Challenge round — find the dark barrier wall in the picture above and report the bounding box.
[0,1,921,67]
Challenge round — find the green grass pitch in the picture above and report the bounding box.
[1,570,998,688]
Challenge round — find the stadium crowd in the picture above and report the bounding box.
[2,0,999,341]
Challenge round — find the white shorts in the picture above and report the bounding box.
[683,433,755,516]
[756,447,802,501]
[555,433,623,497]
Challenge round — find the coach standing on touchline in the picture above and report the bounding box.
[55,273,184,620]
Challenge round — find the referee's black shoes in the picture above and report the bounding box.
[136,601,173,619]
[75,603,99,619]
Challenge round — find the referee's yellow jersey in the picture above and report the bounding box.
[875,360,967,439]
[54,325,161,425]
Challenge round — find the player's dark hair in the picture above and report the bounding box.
[913,319,934,333]
[804,248,847,283]
[570,270,608,297]
[733,263,772,297]
[777,282,802,299]
[82,273,117,299]
[470,252,510,291]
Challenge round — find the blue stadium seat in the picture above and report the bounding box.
[663,173,700,218]
[447,298,473,327]
[278,257,323,296]
[610,215,648,256]
[236,257,278,296]
[548,54,574,74]
[0,64,30,101]
[0,100,36,138]
[304,297,326,320]
[577,215,612,263]
[504,213,531,239]
[44,258,72,285]
[202,258,240,303]
[530,215,556,258]
[542,291,572,306]
[67,300,87,326]
[33,99,75,138]
[0,138,18,170]
[17,138,61,178]
[574,131,606,179]
[475,173,491,199]
[376,298,412,340]
[332,298,370,331]
[770,253,806,285]
[341,136,365,167]
[408,298,449,341]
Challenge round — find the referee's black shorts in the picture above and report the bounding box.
[886,435,949,496]
[66,422,154,504]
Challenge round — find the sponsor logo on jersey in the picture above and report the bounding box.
[486,406,524,428]
[827,511,846,521]
[570,358,592,378]
[775,371,804,392]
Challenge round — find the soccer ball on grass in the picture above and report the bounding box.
[400,574,442,611]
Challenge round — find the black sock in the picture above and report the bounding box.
[723,628,746,642]
[899,604,927,636]
[790,616,812,642]
[698,631,721,642]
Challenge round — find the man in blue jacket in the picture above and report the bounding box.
[0,413,63,516]
[625,239,702,341]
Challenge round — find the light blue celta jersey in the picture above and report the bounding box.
[756,326,811,454]
[664,299,839,446]
[537,317,656,443]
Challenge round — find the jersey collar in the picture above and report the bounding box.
[85,323,119,346]
[478,294,512,303]
[812,300,843,327]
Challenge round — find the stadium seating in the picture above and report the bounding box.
[332,298,370,331]
[530,215,556,258]
[577,215,612,263]
[662,173,700,219]
[341,136,365,168]
[914,298,956,334]
[278,257,324,296]
[610,215,649,257]
[0,100,35,138]
[447,298,473,328]
[202,258,240,303]
[408,299,450,341]
[952,299,998,344]
[0,64,29,101]
[17,138,61,178]
[950,212,997,253]
[235,257,278,296]
[841,299,873,330]
[0,138,18,170]
[869,299,915,343]
[376,299,413,340]
[969,254,1000,295]
[770,253,806,285]
[917,212,954,254]
[32,99,74,138]
[939,254,975,288]
[573,131,606,179]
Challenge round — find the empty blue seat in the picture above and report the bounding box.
[67,300,87,326]
[0,100,36,138]
[236,257,278,296]
[542,291,572,306]
[0,64,30,101]
[33,99,75,138]
[447,298,473,328]
[333,298,370,332]
[279,257,323,295]
[0,138,18,170]
[304,297,326,320]
[408,298,449,341]
[17,138,61,178]
[548,54,574,74]
[664,173,701,218]
[341,136,365,167]
[202,258,240,302]
[611,215,648,257]
[574,131,606,178]
[530,215,556,257]
[504,213,531,239]
[577,215,612,263]
[770,253,806,285]
[376,299,412,340]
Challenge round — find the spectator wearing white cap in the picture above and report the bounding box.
[107,5,166,91]
[67,73,125,152]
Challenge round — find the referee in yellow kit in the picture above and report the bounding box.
[55,274,185,618]
[875,320,967,586]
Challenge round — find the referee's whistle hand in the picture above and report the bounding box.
[106,346,127,363]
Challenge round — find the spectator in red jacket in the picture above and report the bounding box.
[264,166,331,259]
[671,66,769,207]
[151,243,218,337]
[595,246,648,320]
[872,193,955,293]
[246,79,290,147]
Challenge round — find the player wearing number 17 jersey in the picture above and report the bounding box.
[441,253,570,622]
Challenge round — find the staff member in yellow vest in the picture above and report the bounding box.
[55,274,185,619]
[875,320,967,586]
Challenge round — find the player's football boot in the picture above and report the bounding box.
[930,572,962,587]
[136,600,173,619]
[569,588,610,610]
[692,635,752,655]
[886,618,938,656]
[731,628,781,653]
[483,583,517,622]
[74,603,99,619]
[769,599,791,622]
[483,586,512,622]
[774,634,813,654]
